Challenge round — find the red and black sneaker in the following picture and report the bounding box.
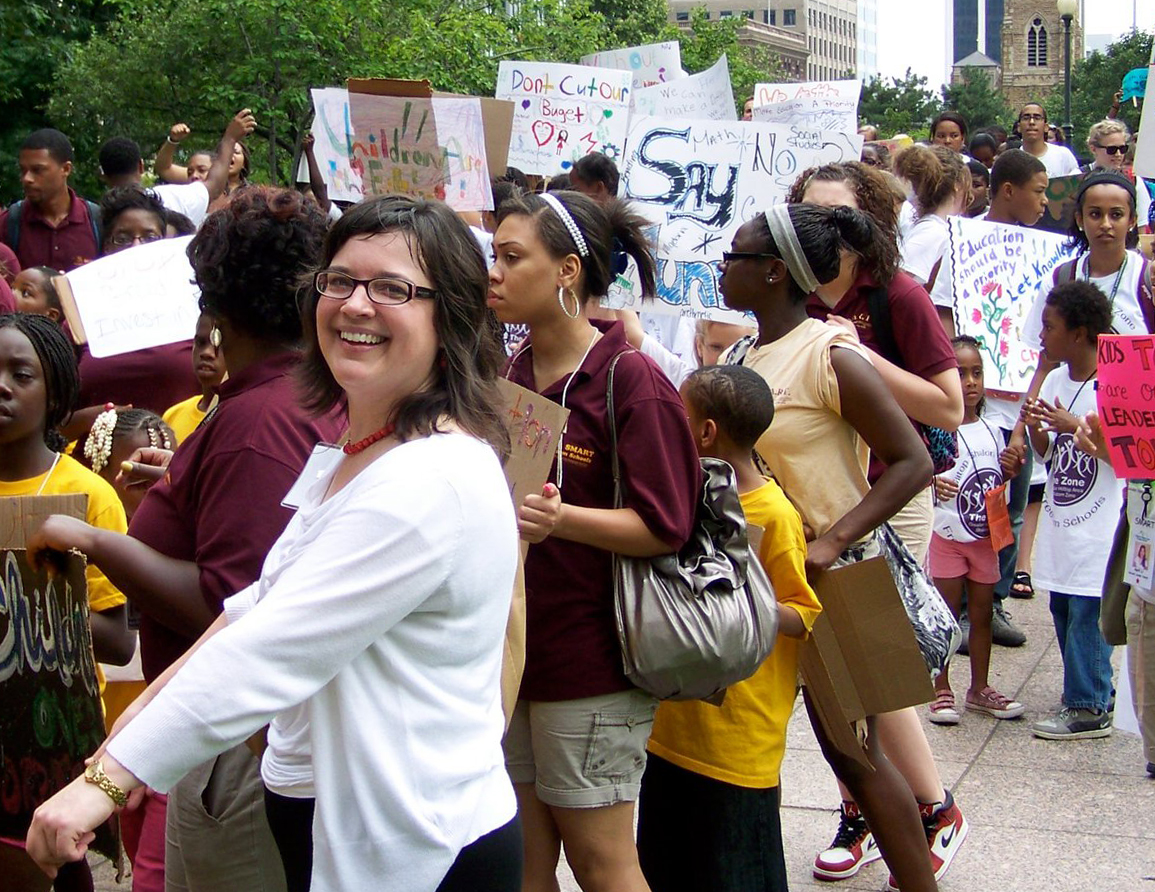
[813,800,882,881]
[886,789,969,890]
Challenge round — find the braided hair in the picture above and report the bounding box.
[86,407,175,474]
[0,313,79,452]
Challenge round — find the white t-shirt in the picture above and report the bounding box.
[640,333,693,387]
[1032,369,1123,597]
[1023,250,1149,346]
[901,214,950,289]
[933,417,1004,543]
[152,181,210,227]
[1035,144,1081,179]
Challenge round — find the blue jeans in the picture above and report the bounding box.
[638,754,788,892]
[995,432,1033,605]
[1049,592,1114,711]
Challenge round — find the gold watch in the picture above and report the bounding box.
[84,760,128,808]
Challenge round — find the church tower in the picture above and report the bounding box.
[1000,0,1084,112]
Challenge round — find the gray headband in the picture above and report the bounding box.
[764,204,819,295]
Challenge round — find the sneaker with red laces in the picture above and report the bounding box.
[813,801,882,880]
[886,789,969,890]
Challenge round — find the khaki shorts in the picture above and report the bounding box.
[503,689,657,808]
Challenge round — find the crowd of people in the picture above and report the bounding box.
[0,84,1150,892]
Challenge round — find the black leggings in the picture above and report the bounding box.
[264,787,521,892]
[263,788,315,892]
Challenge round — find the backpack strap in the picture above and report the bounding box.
[6,200,22,252]
[1054,257,1078,286]
[84,199,102,248]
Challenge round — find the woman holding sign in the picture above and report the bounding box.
[488,190,700,892]
[26,195,523,892]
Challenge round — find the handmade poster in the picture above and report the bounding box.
[348,84,493,211]
[751,79,861,134]
[1123,66,1148,103]
[948,217,1075,392]
[632,55,736,122]
[496,379,570,509]
[1094,334,1155,479]
[868,135,914,155]
[0,495,120,866]
[308,87,363,202]
[59,236,199,358]
[619,116,863,320]
[1030,173,1083,236]
[581,41,684,90]
[495,61,632,175]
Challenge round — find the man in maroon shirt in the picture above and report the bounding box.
[0,128,100,272]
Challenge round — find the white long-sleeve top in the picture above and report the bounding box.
[107,433,519,892]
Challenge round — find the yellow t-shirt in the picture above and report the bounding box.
[0,453,129,693]
[647,478,822,788]
[162,395,207,445]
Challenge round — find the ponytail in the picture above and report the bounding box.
[894,144,965,215]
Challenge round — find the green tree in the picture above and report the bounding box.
[1044,27,1151,154]
[858,69,939,138]
[676,7,785,114]
[941,68,1013,134]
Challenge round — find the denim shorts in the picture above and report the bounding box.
[503,689,658,808]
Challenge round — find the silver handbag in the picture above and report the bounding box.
[606,352,779,702]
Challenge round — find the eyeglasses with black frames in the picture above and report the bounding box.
[314,270,437,306]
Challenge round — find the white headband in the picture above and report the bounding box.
[540,193,590,257]
[763,204,819,295]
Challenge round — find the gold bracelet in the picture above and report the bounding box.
[84,760,128,808]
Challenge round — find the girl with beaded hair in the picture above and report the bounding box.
[488,190,701,892]
[85,406,175,520]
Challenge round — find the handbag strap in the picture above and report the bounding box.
[606,350,632,511]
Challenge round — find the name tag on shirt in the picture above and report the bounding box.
[281,443,343,510]
[1125,481,1155,590]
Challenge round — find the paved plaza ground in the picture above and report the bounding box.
[92,589,1154,892]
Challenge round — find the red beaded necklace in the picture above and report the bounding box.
[343,423,396,455]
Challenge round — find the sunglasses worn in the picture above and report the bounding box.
[1098,145,1127,156]
[315,270,436,305]
[722,251,778,263]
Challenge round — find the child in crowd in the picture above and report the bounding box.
[1022,281,1120,740]
[163,312,226,443]
[85,405,176,520]
[638,364,822,892]
[929,336,1024,724]
[965,160,990,218]
[0,313,134,889]
[11,265,63,322]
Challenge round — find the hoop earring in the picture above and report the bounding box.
[210,326,223,348]
[558,286,580,320]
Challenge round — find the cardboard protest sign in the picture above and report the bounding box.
[581,41,684,90]
[633,55,736,122]
[495,61,632,176]
[867,135,913,156]
[619,117,863,320]
[800,558,934,768]
[1123,66,1149,103]
[348,80,494,211]
[0,496,120,867]
[751,79,861,134]
[948,217,1074,391]
[1031,173,1083,236]
[57,236,199,357]
[1095,335,1155,479]
[308,87,363,202]
[497,378,570,508]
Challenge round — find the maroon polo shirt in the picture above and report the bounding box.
[806,269,957,483]
[507,320,701,701]
[0,242,20,284]
[0,189,99,272]
[129,351,345,681]
[77,341,199,415]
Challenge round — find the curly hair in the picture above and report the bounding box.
[1045,281,1114,342]
[299,195,510,457]
[785,161,900,286]
[0,312,79,452]
[895,144,968,215]
[100,185,167,238]
[189,187,327,345]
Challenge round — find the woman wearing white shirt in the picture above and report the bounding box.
[24,196,523,892]
[895,144,971,336]
[1017,102,1081,178]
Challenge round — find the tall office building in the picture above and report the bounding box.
[951,0,1005,64]
[857,0,878,79]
